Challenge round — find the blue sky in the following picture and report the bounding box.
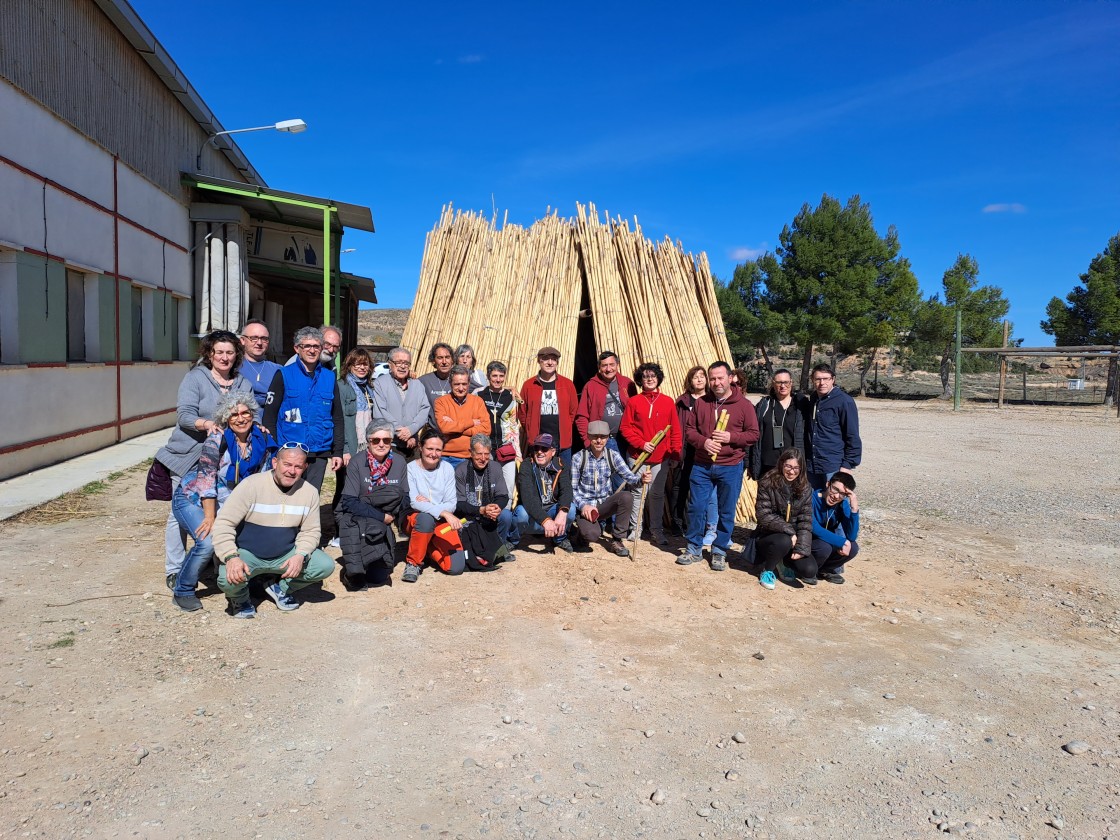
[134,0,1119,347]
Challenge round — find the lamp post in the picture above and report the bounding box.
[195,118,307,171]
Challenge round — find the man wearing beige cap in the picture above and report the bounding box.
[518,346,577,470]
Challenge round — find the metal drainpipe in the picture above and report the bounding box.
[113,156,122,442]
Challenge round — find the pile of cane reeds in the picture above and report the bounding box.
[402,202,756,523]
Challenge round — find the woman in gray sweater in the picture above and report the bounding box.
[155,330,253,589]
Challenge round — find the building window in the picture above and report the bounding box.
[66,269,86,362]
[131,285,144,361]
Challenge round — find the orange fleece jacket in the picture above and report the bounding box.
[433,393,491,458]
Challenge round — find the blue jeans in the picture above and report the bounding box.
[703,489,718,545]
[496,507,517,545]
[165,474,185,575]
[513,503,569,544]
[171,488,214,597]
[686,462,744,555]
[443,455,466,470]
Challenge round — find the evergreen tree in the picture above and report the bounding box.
[728,194,919,391]
[909,254,1011,397]
[1042,233,1120,399]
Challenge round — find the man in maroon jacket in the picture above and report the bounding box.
[518,346,578,470]
[575,351,634,453]
[678,361,760,571]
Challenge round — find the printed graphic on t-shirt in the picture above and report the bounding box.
[540,386,558,416]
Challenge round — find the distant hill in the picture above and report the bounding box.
[357,308,409,347]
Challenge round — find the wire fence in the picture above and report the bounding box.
[835,358,1114,406]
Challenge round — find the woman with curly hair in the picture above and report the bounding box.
[156,330,252,590]
[170,391,276,611]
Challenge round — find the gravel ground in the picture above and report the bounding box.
[0,399,1117,839]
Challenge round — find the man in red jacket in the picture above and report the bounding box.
[679,361,759,571]
[518,346,577,470]
[620,361,681,546]
[575,351,634,453]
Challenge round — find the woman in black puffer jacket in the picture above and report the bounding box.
[753,447,814,590]
[336,420,410,590]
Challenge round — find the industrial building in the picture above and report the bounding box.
[0,0,375,479]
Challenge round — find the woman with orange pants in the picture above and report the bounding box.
[402,432,480,582]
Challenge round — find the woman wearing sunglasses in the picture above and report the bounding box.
[169,391,276,611]
[335,420,410,590]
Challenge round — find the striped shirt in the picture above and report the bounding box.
[211,471,321,561]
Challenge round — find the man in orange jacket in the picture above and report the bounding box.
[434,366,491,468]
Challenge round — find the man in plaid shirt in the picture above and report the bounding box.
[571,421,651,557]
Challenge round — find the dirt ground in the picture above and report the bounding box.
[0,400,1117,840]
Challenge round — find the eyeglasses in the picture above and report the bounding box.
[812,376,832,383]
[641,372,659,379]
[229,409,253,419]
[352,362,370,368]
[773,380,792,387]
[781,463,801,472]
[242,335,269,343]
[298,343,321,351]
[827,485,849,496]
[280,441,310,452]
[390,359,410,366]
[368,436,393,444]
[589,435,608,440]
[323,342,340,351]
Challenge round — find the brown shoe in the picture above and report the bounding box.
[604,538,630,558]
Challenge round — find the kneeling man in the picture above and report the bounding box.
[513,434,574,553]
[810,472,860,584]
[571,421,650,557]
[211,443,335,617]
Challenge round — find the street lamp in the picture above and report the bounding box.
[195,118,307,170]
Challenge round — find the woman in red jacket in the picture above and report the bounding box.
[620,362,682,546]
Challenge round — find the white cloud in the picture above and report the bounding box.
[729,244,768,261]
[458,55,484,64]
[982,203,1028,214]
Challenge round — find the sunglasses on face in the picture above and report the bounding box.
[368,436,393,444]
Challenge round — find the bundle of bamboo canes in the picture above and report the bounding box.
[401,202,757,524]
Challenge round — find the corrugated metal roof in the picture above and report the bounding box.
[89,0,267,186]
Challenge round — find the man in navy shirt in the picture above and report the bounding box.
[804,363,862,490]
[263,326,344,492]
[238,319,281,407]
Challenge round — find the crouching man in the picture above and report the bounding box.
[570,420,650,557]
[211,443,335,618]
[456,434,516,565]
[809,471,860,585]
[513,434,574,553]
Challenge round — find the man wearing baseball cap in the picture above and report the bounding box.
[518,346,577,470]
[512,433,575,553]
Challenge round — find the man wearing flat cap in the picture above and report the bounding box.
[518,346,577,470]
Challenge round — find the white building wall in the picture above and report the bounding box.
[0,76,194,480]
[0,77,114,208]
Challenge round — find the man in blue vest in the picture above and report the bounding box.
[263,326,344,492]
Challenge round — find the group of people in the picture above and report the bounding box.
[153,326,864,618]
